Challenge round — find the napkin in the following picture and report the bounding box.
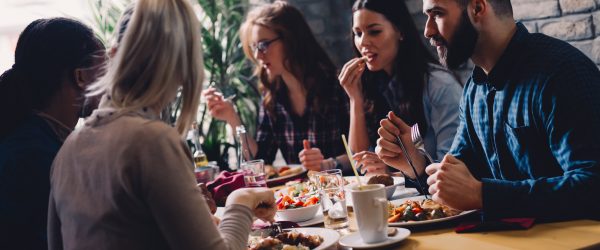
[207,171,245,206]
[455,218,535,233]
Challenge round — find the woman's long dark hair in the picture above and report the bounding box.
[0,18,103,138]
[353,0,437,135]
[241,1,338,119]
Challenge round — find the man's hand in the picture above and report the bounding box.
[425,154,483,211]
[375,111,426,178]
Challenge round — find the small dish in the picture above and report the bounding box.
[277,206,324,227]
[276,203,320,222]
[338,227,411,249]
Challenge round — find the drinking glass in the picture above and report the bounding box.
[194,166,216,184]
[240,159,267,187]
[315,169,348,230]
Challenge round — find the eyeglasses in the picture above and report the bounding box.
[251,37,280,55]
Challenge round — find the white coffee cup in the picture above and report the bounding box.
[350,184,388,243]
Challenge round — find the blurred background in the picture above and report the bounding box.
[2,0,600,168]
[0,0,91,71]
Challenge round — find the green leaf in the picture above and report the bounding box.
[88,0,259,169]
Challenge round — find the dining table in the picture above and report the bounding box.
[216,174,600,250]
[343,210,600,250]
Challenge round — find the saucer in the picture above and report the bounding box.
[338,228,411,249]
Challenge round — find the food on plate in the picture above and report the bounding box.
[265,165,304,179]
[248,231,323,250]
[367,174,394,187]
[265,165,277,178]
[276,182,319,210]
[388,199,460,222]
[279,166,303,177]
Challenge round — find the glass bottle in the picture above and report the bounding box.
[236,125,252,169]
[191,123,208,168]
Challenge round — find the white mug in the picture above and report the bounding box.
[350,184,388,243]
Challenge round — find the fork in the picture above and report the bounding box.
[411,123,435,164]
[388,115,429,199]
[223,94,236,102]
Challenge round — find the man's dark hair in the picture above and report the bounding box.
[456,0,513,17]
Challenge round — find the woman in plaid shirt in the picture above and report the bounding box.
[202,1,349,171]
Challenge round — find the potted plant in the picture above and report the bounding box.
[88,0,260,170]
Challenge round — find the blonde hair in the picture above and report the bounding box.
[88,0,203,136]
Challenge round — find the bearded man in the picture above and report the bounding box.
[376,0,600,220]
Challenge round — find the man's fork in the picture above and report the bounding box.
[411,123,435,164]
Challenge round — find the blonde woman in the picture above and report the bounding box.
[47,0,275,249]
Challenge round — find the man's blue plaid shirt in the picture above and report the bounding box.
[448,23,600,220]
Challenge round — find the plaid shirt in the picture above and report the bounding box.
[448,23,600,220]
[255,82,349,164]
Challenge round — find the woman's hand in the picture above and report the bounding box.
[226,188,277,222]
[338,57,366,102]
[201,87,240,125]
[197,183,217,214]
[299,139,324,171]
[299,148,325,171]
[353,151,388,175]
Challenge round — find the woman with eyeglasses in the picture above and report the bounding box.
[203,1,350,171]
[339,0,463,174]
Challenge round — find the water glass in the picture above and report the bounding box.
[240,159,267,187]
[194,166,216,184]
[315,169,348,230]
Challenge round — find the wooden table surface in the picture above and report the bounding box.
[343,217,600,250]
[256,182,600,249]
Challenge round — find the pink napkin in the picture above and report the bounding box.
[207,171,245,206]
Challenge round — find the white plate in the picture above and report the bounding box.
[338,227,410,249]
[285,227,340,250]
[267,164,307,183]
[388,195,478,227]
[217,206,325,227]
[276,206,325,227]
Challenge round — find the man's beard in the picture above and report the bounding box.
[430,10,478,69]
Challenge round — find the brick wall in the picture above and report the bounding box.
[249,0,354,67]
[249,0,600,81]
[405,0,600,68]
[513,0,600,66]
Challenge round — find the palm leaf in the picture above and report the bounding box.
[88,0,259,169]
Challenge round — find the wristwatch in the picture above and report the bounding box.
[321,157,339,170]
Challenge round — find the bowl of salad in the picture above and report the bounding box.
[275,182,320,222]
